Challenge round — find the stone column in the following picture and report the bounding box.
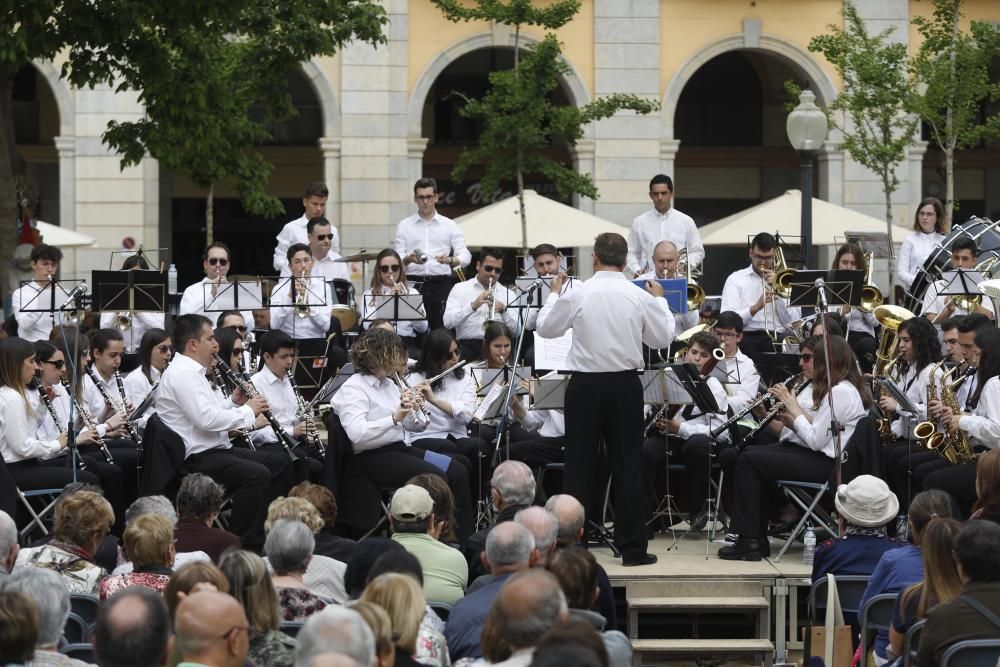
[319,136,342,232]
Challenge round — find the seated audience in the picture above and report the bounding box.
[219,549,297,667]
[0,590,37,666]
[15,489,113,594]
[294,606,376,667]
[265,496,347,603]
[174,590,250,667]
[28,482,119,573]
[471,507,558,594]
[344,537,406,599]
[0,568,87,667]
[360,573,429,667]
[530,619,611,667]
[0,510,17,577]
[917,520,1000,667]
[409,472,461,546]
[113,495,209,574]
[289,481,357,564]
[345,600,397,667]
[266,518,331,621]
[174,472,241,562]
[970,449,1000,523]
[164,560,231,620]
[94,588,171,667]
[390,484,468,606]
[100,513,175,599]
[465,461,536,580]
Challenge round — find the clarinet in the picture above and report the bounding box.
[60,377,114,464]
[213,354,299,462]
[86,367,142,445]
[32,377,86,470]
[211,360,256,451]
[287,370,325,459]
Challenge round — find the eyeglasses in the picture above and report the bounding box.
[156,345,174,354]
[207,257,229,266]
[43,359,66,369]
[800,353,814,362]
[919,211,937,217]
[314,233,334,241]
[751,253,775,262]
[716,331,738,339]
[481,265,503,274]
[219,625,250,641]
[415,194,436,201]
[380,265,401,273]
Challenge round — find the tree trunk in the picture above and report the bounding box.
[205,182,215,246]
[944,146,955,224]
[883,171,897,301]
[0,70,23,298]
[944,0,959,220]
[513,24,528,254]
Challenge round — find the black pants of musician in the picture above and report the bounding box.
[79,439,138,520]
[887,440,939,506]
[476,422,536,447]
[354,441,474,541]
[256,442,323,484]
[920,459,977,517]
[42,452,128,534]
[738,330,774,356]
[642,434,712,522]
[565,371,647,560]
[847,331,877,374]
[186,447,294,551]
[6,458,99,533]
[413,435,489,501]
[503,436,565,469]
[416,276,454,331]
[729,443,834,542]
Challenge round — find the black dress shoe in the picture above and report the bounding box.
[622,553,658,567]
[718,539,764,561]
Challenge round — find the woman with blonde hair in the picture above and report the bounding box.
[348,600,397,667]
[265,496,347,602]
[360,573,428,667]
[218,549,296,667]
[98,513,174,600]
[971,448,1000,523]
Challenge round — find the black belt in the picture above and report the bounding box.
[743,330,770,336]
[412,275,453,283]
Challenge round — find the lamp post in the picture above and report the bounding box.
[786,90,828,268]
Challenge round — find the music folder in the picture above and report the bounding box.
[631,278,688,314]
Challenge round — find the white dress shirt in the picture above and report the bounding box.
[156,353,255,457]
[638,269,699,332]
[676,376,730,441]
[778,384,815,446]
[279,252,350,282]
[897,231,945,289]
[360,285,429,337]
[958,376,1000,449]
[0,386,63,463]
[392,212,471,277]
[958,371,978,411]
[273,214,341,273]
[626,207,704,275]
[519,409,566,438]
[332,373,427,454]
[31,383,68,444]
[890,363,938,439]
[83,370,121,424]
[920,278,994,319]
[536,271,675,372]
[179,277,255,332]
[443,278,520,341]
[98,311,166,354]
[406,371,476,441]
[843,309,877,337]
[124,365,160,429]
[250,366,298,445]
[721,265,801,334]
[13,280,68,342]
[269,277,334,339]
[790,381,867,459]
[725,350,762,414]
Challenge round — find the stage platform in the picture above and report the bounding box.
[592,531,814,667]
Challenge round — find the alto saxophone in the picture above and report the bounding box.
[914,362,947,450]
[936,367,975,465]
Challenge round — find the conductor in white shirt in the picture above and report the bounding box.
[12,243,66,342]
[393,177,471,331]
[179,243,256,333]
[537,233,675,566]
[626,174,704,277]
[273,182,337,274]
[444,248,520,363]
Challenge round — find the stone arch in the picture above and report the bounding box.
[301,59,340,137]
[29,59,74,137]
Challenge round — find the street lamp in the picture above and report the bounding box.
[786,89,828,268]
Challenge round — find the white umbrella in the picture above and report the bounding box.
[35,220,97,247]
[697,190,911,246]
[456,190,626,248]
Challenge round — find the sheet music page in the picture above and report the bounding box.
[474,382,506,421]
[533,330,573,371]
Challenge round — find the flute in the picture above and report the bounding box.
[423,360,468,385]
[60,377,114,464]
[32,377,86,470]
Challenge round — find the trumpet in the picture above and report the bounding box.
[287,369,324,459]
[60,377,114,464]
[393,373,430,427]
[31,376,86,471]
[293,271,310,319]
[411,248,429,264]
[482,277,501,330]
[113,312,132,331]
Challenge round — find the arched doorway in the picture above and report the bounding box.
[166,67,325,284]
[12,64,61,227]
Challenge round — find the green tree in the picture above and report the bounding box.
[911,0,1000,220]
[432,0,657,251]
[795,0,916,295]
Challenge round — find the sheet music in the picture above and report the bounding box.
[473,382,506,421]
[533,330,573,371]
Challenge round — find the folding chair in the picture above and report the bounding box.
[940,639,1000,667]
[903,619,925,667]
[17,487,62,540]
[429,602,452,622]
[859,593,896,667]
[280,621,305,638]
[808,575,872,632]
[69,593,100,630]
[62,611,89,645]
[60,643,96,662]
[771,479,838,561]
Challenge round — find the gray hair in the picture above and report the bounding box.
[498,569,568,649]
[176,473,226,521]
[265,519,315,575]
[515,507,559,554]
[485,521,535,568]
[294,606,375,667]
[0,510,16,572]
[491,460,535,506]
[124,495,177,527]
[0,567,69,647]
[545,494,586,545]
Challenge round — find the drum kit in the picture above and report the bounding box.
[330,250,379,332]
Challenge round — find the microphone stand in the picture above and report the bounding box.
[815,278,845,536]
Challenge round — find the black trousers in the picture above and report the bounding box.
[415,276,454,331]
[729,443,834,541]
[7,458,100,531]
[641,434,712,519]
[847,331,877,374]
[738,330,775,356]
[186,447,293,551]
[414,435,489,500]
[0,458,16,518]
[354,441,474,540]
[886,440,939,506]
[504,436,565,469]
[565,371,647,559]
[922,460,977,517]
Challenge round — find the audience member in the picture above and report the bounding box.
[408,472,461,545]
[918,520,1000,667]
[219,549,297,667]
[93,587,171,667]
[164,560,231,620]
[289,482,357,564]
[390,484,468,605]
[15,489,113,594]
[344,538,406,599]
[100,513,175,600]
[174,590,251,667]
[174,473,241,562]
[266,519,331,621]
[530,619,610,667]
[360,573,428,667]
[29,483,119,573]
[812,475,903,581]
[543,546,631,667]
[470,506,558,594]
[446,522,536,661]
[345,600,396,667]
[0,568,87,666]
[528,645,602,667]
[465,462,535,580]
[112,495,208,575]
[0,510,18,577]
[970,449,1000,523]
[0,590,37,665]
[294,606,375,667]
[266,497,347,603]
[475,569,569,666]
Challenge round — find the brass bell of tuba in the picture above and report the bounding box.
[677,248,705,312]
[859,251,883,313]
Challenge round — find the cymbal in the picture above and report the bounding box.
[335,252,379,263]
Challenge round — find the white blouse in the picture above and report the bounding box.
[406,371,476,441]
[890,363,939,439]
[791,381,867,458]
[897,230,945,289]
[0,386,63,463]
[958,375,1000,449]
[361,285,429,338]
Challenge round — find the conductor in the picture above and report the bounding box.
[537,232,675,566]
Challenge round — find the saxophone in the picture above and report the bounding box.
[935,368,975,465]
[914,362,947,450]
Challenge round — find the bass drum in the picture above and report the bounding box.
[905,216,1000,314]
[330,278,359,331]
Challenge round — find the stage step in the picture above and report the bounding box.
[632,638,773,663]
[627,595,769,611]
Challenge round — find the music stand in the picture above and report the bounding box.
[109,246,167,271]
[933,270,986,297]
[92,270,167,314]
[747,352,799,386]
[878,378,920,416]
[531,371,568,410]
[362,294,426,325]
[788,270,863,310]
[844,232,895,260]
[294,338,331,391]
[533,330,572,372]
[201,277,265,313]
[308,363,355,408]
[17,279,85,316]
[471,367,530,397]
[268,276,329,308]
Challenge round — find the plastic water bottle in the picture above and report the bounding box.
[803,526,816,566]
[168,264,178,295]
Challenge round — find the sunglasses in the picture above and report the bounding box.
[481,265,503,274]
[156,344,175,354]
[233,347,245,355]
[800,353,814,362]
[380,265,401,273]
[44,359,66,369]
[314,233,335,241]
[207,257,229,266]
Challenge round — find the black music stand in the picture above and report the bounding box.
[201,277,265,314]
[747,352,801,387]
[362,294,426,328]
[17,279,88,319]
[293,338,331,392]
[92,270,167,315]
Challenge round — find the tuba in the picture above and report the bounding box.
[872,304,915,441]
[670,321,717,362]
[859,251,883,313]
[677,248,705,312]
